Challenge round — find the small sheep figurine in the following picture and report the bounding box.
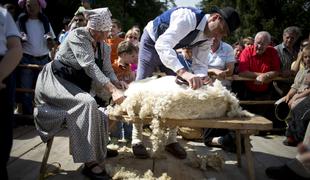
[108,76,252,157]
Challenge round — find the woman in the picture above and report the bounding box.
[282,45,310,146]
[34,8,126,179]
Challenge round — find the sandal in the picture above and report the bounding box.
[81,163,111,180]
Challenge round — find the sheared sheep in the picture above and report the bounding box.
[108,76,252,157]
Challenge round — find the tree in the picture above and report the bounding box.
[198,0,310,44]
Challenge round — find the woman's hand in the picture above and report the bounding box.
[288,94,298,108]
[104,82,126,104]
[113,80,128,90]
[111,88,126,105]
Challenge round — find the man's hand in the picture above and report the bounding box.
[255,73,272,84]
[202,76,213,85]
[179,70,204,90]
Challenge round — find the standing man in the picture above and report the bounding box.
[274,26,301,96]
[133,6,240,159]
[0,6,23,180]
[275,26,301,77]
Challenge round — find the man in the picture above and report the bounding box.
[265,118,310,180]
[239,31,280,96]
[275,26,301,77]
[238,31,281,120]
[274,26,301,96]
[133,6,240,159]
[0,6,22,180]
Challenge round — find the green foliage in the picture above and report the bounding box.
[40,0,166,36]
[198,0,310,44]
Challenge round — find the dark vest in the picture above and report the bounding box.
[153,7,206,49]
[17,12,50,34]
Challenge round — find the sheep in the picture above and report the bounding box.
[108,76,252,157]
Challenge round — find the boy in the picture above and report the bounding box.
[107,19,124,64]
[110,40,138,142]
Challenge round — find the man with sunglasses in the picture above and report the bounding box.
[133,6,240,159]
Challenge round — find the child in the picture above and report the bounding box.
[124,29,139,72]
[125,29,139,46]
[283,44,310,146]
[110,40,138,143]
[107,19,124,64]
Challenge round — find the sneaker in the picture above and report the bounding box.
[132,143,149,159]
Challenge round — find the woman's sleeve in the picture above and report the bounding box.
[68,30,111,85]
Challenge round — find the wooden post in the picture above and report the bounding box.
[235,130,242,167]
[39,137,54,180]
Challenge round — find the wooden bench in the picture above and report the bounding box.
[109,115,272,180]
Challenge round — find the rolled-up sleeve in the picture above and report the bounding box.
[155,8,196,73]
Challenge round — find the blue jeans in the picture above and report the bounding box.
[17,54,49,114]
[110,121,132,140]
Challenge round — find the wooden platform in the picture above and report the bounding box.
[8,125,297,180]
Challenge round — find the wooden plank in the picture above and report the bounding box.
[226,75,292,82]
[8,129,86,180]
[240,100,276,105]
[9,127,43,164]
[244,134,255,180]
[111,115,273,131]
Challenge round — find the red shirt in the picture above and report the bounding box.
[239,45,280,92]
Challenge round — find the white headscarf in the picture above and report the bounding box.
[84,8,112,32]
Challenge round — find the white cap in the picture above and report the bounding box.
[84,8,112,32]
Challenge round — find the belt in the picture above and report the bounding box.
[23,53,49,60]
